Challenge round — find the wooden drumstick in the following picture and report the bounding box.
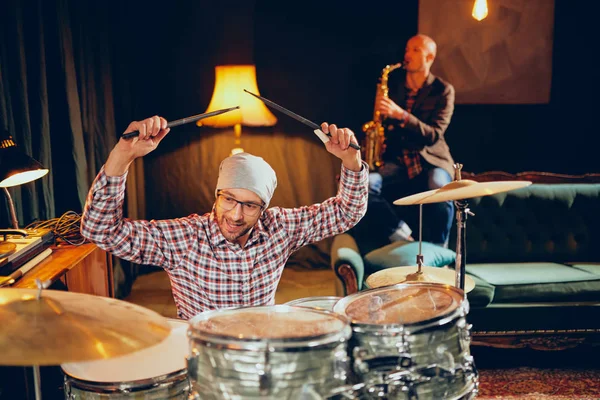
[121,106,240,139]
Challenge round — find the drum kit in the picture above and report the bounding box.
[0,165,531,400]
[278,164,531,399]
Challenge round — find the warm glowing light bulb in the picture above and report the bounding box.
[472,0,489,21]
[0,169,48,187]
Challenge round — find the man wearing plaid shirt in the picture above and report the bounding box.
[81,117,367,320]
[352,34,455,252]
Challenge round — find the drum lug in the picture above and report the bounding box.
[395,333,409,354]
[463,354,478,375]
[333,350,349,381]
[186,349,199,376]
[63,375,74,400]
[257,347,272,396]
[460,323,473,346]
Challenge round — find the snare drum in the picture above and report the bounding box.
[333,283,478,400]
[187,305,352,399]
[284,296,342,311]
[62,319,190,399]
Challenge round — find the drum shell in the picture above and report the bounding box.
[284,296,342,311]
[62,319,190,399]
[334,283,479,400]
[187,305,352,399]
[64,369,190,399]
[325,380,478,400]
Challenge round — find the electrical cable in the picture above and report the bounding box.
[25,211,87,246]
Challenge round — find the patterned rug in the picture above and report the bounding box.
[477,367,600,399]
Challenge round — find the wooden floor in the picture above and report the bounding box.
[125,267,338,318]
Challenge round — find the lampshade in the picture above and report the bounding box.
[0,137,49,188]
[0,133,49,229]
[199,65,277,128]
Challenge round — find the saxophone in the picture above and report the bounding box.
[362,63,402,171]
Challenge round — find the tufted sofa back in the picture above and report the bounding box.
[449,172,600,264]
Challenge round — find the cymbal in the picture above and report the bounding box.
[393,180,532,205]
[0,289,171,366]
[366,266,475,293]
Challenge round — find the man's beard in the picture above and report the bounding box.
[216,209,253,243]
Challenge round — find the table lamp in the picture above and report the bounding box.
[198,65,277,155]
[0,132,49,229]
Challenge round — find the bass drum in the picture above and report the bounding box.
[333,283,478,400]
[62,318,190,399]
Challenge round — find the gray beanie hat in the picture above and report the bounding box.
[215,152,277,208]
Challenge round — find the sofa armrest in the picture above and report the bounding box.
[331,233,365,296]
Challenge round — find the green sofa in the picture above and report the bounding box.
[330,171,600,350]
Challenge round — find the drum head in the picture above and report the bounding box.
[61,319,189,382]
[333,283,464,326]
[190,305,347,340]
[284,296,342,311]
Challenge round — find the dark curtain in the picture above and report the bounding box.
[1,0,56,225]
[0,0,146,299]
[0,0,119,225]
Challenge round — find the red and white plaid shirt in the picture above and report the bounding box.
[81,163,368,320]
[401,89,423,179]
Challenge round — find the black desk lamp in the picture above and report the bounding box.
[0,132,49,229]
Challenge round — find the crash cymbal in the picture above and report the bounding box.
[393,180,532,205]
[0,288,171,366]
[366,266,475,293]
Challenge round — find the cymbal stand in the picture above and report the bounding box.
[403,204,424,283]
[416,204,424,271]
[452,163,474,292]
[31,279,51,400]
[32,366,42,400]
[453,200,474,292]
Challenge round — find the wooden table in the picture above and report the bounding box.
[13,242,114,297]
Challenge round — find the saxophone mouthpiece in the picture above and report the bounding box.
[386,63,403,72]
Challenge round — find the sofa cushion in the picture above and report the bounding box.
[568,263,600,275]
[466,262,600,303]
[466,262,600,285]
[449,184,600,264]
[465,274,495,308]
[364,241,456,276]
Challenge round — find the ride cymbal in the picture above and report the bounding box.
[0,289,171,366]
[366,266,475,293]
[393,180,532,205]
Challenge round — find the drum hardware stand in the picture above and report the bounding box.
[454,200,473,292]
[404,204,425,282]
[30,278,52,400]
[452,164,474,293]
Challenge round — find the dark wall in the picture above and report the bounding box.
[116,0,594,178]
[446,0,594,174]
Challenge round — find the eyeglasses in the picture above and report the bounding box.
[217,192,264,217]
